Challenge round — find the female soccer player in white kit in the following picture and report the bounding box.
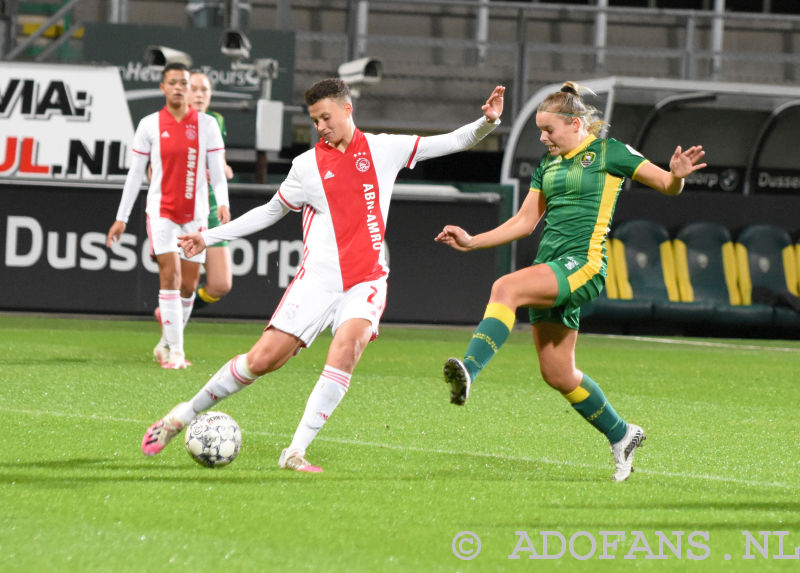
[106,63,230,369]
[141,78,505,471]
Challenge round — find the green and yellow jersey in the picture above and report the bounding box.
[531,135,647,289]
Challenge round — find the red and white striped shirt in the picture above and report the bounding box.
[275,128,418,290]
[202,116,499,292]
[115,106,228,225]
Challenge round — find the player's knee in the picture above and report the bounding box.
[160,276,181,291]
[489,275,520,307]
[539,366,576,393]
[245,356,268,377]
[207,275,233,297]
[179,274,200,295]
[489,276,509,299]
[247,346,291,376]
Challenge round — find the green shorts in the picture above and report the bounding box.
[528,256,605,330]
[207,188,229,248]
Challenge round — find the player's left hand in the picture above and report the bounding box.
[178,232,207,258]
[482,86,505,123]
[217,205,231,225]
[669,145,706,178]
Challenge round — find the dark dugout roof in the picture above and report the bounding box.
[501,76,800,203]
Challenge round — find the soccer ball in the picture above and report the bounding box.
[184,411,242,468]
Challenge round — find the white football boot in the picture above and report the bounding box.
[610,423,646,482]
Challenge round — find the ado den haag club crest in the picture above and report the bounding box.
[580,151,595,167]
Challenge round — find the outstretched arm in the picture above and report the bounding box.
[413,86,505,163]
[435,190,545,252]
[634,145,706,196]
[178,193,291,258]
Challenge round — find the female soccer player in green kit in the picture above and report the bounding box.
[436,81,707,482]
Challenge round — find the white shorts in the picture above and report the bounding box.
[146,215,206,263]
[269,274,388,347]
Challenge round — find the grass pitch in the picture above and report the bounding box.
[1,314,799,572]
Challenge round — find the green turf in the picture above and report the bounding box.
[1,315,799,572]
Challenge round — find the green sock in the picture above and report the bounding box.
[562,374,627,443]
[463,303,516,381]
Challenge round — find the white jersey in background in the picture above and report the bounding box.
[114,106,228,225]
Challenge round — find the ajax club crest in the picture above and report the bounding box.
[354,151,371,172]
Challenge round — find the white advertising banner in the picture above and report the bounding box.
[0,62,135,180]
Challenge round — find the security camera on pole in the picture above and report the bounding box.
[145,45,193,70]
[219,28,282,182]
[336,57,382,99]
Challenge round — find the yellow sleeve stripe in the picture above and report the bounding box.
[483,302,516,331]
[630,159,650,180]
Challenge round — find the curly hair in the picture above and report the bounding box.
[304,78,351,107]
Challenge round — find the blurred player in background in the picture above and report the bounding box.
[188,71,235,313]
[139,78,505,471]
[106,62,230,369]
[151,71,235,354]
[436,81,706,482]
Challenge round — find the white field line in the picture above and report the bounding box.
[591,334,800,353]
[2,406,797,491]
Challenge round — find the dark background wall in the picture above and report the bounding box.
[0,182,503,325]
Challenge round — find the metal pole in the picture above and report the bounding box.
[683,15,696,80]
[711,0,725,79]
[346,0,357,61]
[276,0,293,29]
[476,0,489,66]
[229,0,241,30]
[513,8,527,122]
[109,0,120,23]
[355,0,369,60]
[109,0,129,23]
[0,0,20,58]
[594,0,608,71]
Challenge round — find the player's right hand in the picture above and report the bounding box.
[434,225,474,252]
[106,221,126,248]
[177,232,207,258]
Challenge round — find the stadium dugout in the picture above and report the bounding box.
[500,76,800,336]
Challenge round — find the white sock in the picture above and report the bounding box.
[181,293,195,327]
[287,365,351,456]
[189,354,258,415]
[156,316,166,348]
[158,290,182,354]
